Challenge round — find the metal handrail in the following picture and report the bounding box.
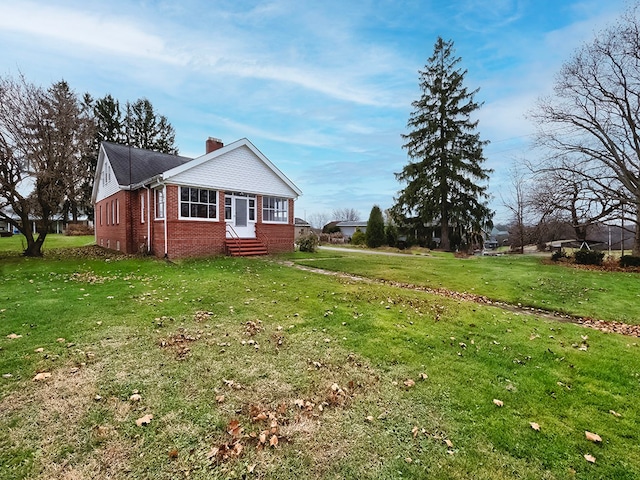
[225,224,242,255]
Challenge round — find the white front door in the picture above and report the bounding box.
[226,194,256,238]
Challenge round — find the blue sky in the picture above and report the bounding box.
[0,0,628,226]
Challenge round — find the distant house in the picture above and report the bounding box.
[0,215,11,236]
[91,137,302,258]
[294,217,312,240]
[335,220,368,238]
[0,207,87,235]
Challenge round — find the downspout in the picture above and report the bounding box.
[145,186,151,253]
[163,184,168,258]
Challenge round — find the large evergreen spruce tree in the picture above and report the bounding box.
[394,37,492,250]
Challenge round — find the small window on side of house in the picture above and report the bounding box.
[155,188,165,219]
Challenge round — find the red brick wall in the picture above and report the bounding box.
[153,185,227,259]
[94,190,135,253]
[97,187,296,257]
[256,197,295,253]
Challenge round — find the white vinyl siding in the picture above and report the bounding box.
[95,158,121,202]
[170,145,296,197]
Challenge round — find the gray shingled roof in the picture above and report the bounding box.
[102,142,192,186]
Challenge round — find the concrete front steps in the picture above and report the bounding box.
[226,238,268,256]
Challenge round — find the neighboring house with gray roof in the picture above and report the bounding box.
[336,220,368,239]
[91,137,302,258]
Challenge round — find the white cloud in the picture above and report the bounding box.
[0,2,184,65]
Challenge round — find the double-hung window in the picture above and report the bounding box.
[140,193,145,224]
[180,187,218,220]
[155,188,165,219]
[262,196,288,223]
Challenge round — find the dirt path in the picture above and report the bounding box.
[284,261,640,338]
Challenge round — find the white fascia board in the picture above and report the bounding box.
[91,144,106,204]
[162,138,302,197]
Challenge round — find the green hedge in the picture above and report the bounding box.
[620,255,640,267]
[573,249,604,265]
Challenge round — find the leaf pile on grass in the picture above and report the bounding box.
[45,244,129,260]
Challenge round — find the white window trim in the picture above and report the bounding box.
[262,196,289,224]
[140,193,145,224]
[225,193,256,223]
[178,186,219,222]
[155,187,165,220]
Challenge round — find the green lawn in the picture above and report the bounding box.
[1,241,639,479]
[0,234,95,256]
[289,248,640,323]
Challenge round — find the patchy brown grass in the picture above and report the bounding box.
[0,364,133,479]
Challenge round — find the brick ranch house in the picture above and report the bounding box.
[91,137,302,258]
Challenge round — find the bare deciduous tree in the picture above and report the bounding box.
[528,157,620,242]
[331,208,360,222]
[0,76,90,256]
[530,4,640,255]
[308,212,331,230]
[502,165,531,253]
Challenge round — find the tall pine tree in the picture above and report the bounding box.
[125,98,178,154]
[394,37,492,250]
[365,205,385,248]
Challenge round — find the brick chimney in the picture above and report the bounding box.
[206,137,224,154]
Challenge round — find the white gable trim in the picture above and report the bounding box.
[163,138,302,197]
[91,144,106,203]
[92,144,123,203]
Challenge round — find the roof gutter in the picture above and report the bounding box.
[126,174,164,191]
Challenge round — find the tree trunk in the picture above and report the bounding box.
[24,235,45,256]
[22,219,48,257]
[440,211,450,250]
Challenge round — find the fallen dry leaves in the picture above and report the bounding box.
[584,453,596,463]
[158,331,201,360]
[6,333,22,339]
[135,414,153,426]
[493,399,504,407]
[585,431,602,443]
[208,413,287,465]
[33,372,52,382]
[530,422,541,431]
[580,318,640,337]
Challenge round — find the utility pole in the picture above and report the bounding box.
[621,203,625,257]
